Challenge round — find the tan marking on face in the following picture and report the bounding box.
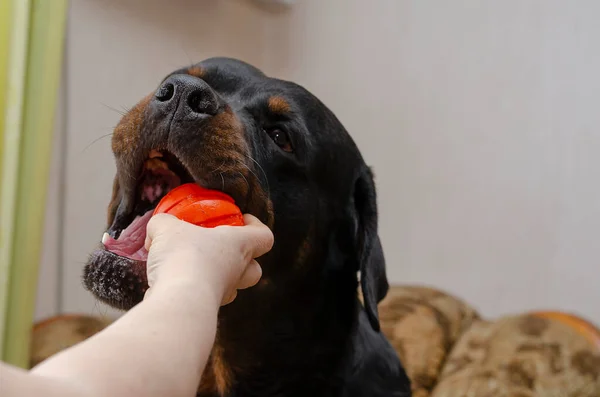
[210,110,274,227]
[187,66,205,78]
[111,94,152,156]
[107,94,152,227]
[199,107,246,172]
[268,96,291,114]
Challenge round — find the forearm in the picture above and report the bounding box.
[31,282,220,397]
[1,363,80,396]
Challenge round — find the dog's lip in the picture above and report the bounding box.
[91,247,148,290]
[94,246,146,267]
[85,248,149,310]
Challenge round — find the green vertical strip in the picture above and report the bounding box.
[0,0,15,178]
[0,0,32,362]
[0,0,68,367]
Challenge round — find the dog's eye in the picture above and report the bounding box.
[265,128,293,153]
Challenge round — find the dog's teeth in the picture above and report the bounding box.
[149,149,163,159]
[102,232,110,245]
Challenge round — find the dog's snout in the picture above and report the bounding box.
[154,74,219,116]
[186,89,215,114]
[155,82,175,102]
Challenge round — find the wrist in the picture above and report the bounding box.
[148,278,224,309]
[148,252,228,301]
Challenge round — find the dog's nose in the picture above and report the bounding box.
[154,74,219,116]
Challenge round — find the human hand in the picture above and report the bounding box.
[144,213,274,305]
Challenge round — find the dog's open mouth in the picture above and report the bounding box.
[101,149,194,262]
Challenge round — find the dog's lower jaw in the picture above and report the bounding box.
[83,250,148,310]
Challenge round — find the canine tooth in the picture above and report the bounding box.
[102,232,110,245]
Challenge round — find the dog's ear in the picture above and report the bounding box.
[353,167,389,331]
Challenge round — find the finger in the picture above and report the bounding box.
[240,215,274,258]
[237,260,262,290]
[241,213,264,226]
[249,228,275,259]
[222,290,238,306]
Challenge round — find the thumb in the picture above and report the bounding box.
[145,213,181,250]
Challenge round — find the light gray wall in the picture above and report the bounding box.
[37,0,600,324]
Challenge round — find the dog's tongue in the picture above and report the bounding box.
[102,210,153,261]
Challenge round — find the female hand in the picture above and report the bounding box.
[144,213,274,305]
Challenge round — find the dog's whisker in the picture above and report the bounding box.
[241,163,271,203]
[101,102,127,117]
[210,159,227,175]
[237,171,250,193]
[241,156,271,200]
[82,132,114,153]
[176,43,194,69]
[238,162,260,189]
[91,300,109,318]
[220,172,225,191]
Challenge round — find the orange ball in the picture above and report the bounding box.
[153,183,244,227]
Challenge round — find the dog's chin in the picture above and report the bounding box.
[83,249,148,311]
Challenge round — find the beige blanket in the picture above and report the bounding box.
[379,286,600,397]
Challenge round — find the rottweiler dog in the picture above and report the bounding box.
[83,57,411,397]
